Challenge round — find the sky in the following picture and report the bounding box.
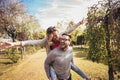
[23,0,102,30]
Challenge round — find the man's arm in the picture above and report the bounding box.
[44,51,56,79]
[71,59,91,80]
[70,62,88,78]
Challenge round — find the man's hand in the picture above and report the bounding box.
[86,77,91,80]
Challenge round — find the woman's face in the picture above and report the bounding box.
[52,31,59,41]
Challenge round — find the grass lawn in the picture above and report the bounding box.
[72,46,108,80]
[0,53,19,77]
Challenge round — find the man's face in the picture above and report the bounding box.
[59,35,71,49]
[52,31,59,41]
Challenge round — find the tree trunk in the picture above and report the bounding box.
[21,47,26,59]
[105,24,114,80]
[104,14,114,80]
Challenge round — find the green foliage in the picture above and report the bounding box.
[8,53,21,63]
[5,46,41,63]
[67,21,82,42]
[25,46,37,54]
[5,49,21,63]
[0,1,43,41]
[70,28,82,42]
[33,29,45,39]
[0,0,26,42]
[85,0,120,74]
[85,2,107,62]
[77,35,85,45]
[85,23,107,63]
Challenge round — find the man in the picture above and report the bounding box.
[46,27,90,80]
[45,33,90,80]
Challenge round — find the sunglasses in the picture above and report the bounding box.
[59,38,70,41]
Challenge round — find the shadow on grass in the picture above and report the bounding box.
[74,52,86,58]
[0,61,13,65]
[0,58,13,65]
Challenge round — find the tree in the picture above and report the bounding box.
[0,0,26,42]
[33,28,45,39]
[77,35,85,45]
[0,0,44,60]
[85,0,120,80]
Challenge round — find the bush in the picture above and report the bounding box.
[9,54,21,63]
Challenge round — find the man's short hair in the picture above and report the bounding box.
[62,33,71,39]
[46,26,58,34]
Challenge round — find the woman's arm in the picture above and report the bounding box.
[0,42,19,51]
[47,33,53,46]
[21,38,47,47]
[60,19,86,35]
[0,38,47,51]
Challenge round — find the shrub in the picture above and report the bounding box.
[9,54,21,63]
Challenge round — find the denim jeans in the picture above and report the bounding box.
[58,74,72,80]
[50,67,57,80]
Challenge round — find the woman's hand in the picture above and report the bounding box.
[48,33,53,41]
[0,42,13,51]
[47,33,53,46]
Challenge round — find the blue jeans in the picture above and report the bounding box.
[50,67,57,80]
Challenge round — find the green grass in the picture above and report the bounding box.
[73,46,88,58]
[0,54,20,77]
[72,46,108,80]
[0,59,13,76]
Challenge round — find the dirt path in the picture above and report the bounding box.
[0,49,48,80]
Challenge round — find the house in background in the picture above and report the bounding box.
[0,33,12,42]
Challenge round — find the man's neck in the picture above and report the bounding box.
[61,46,69,51]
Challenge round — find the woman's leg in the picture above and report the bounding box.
[50,67,57,80]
